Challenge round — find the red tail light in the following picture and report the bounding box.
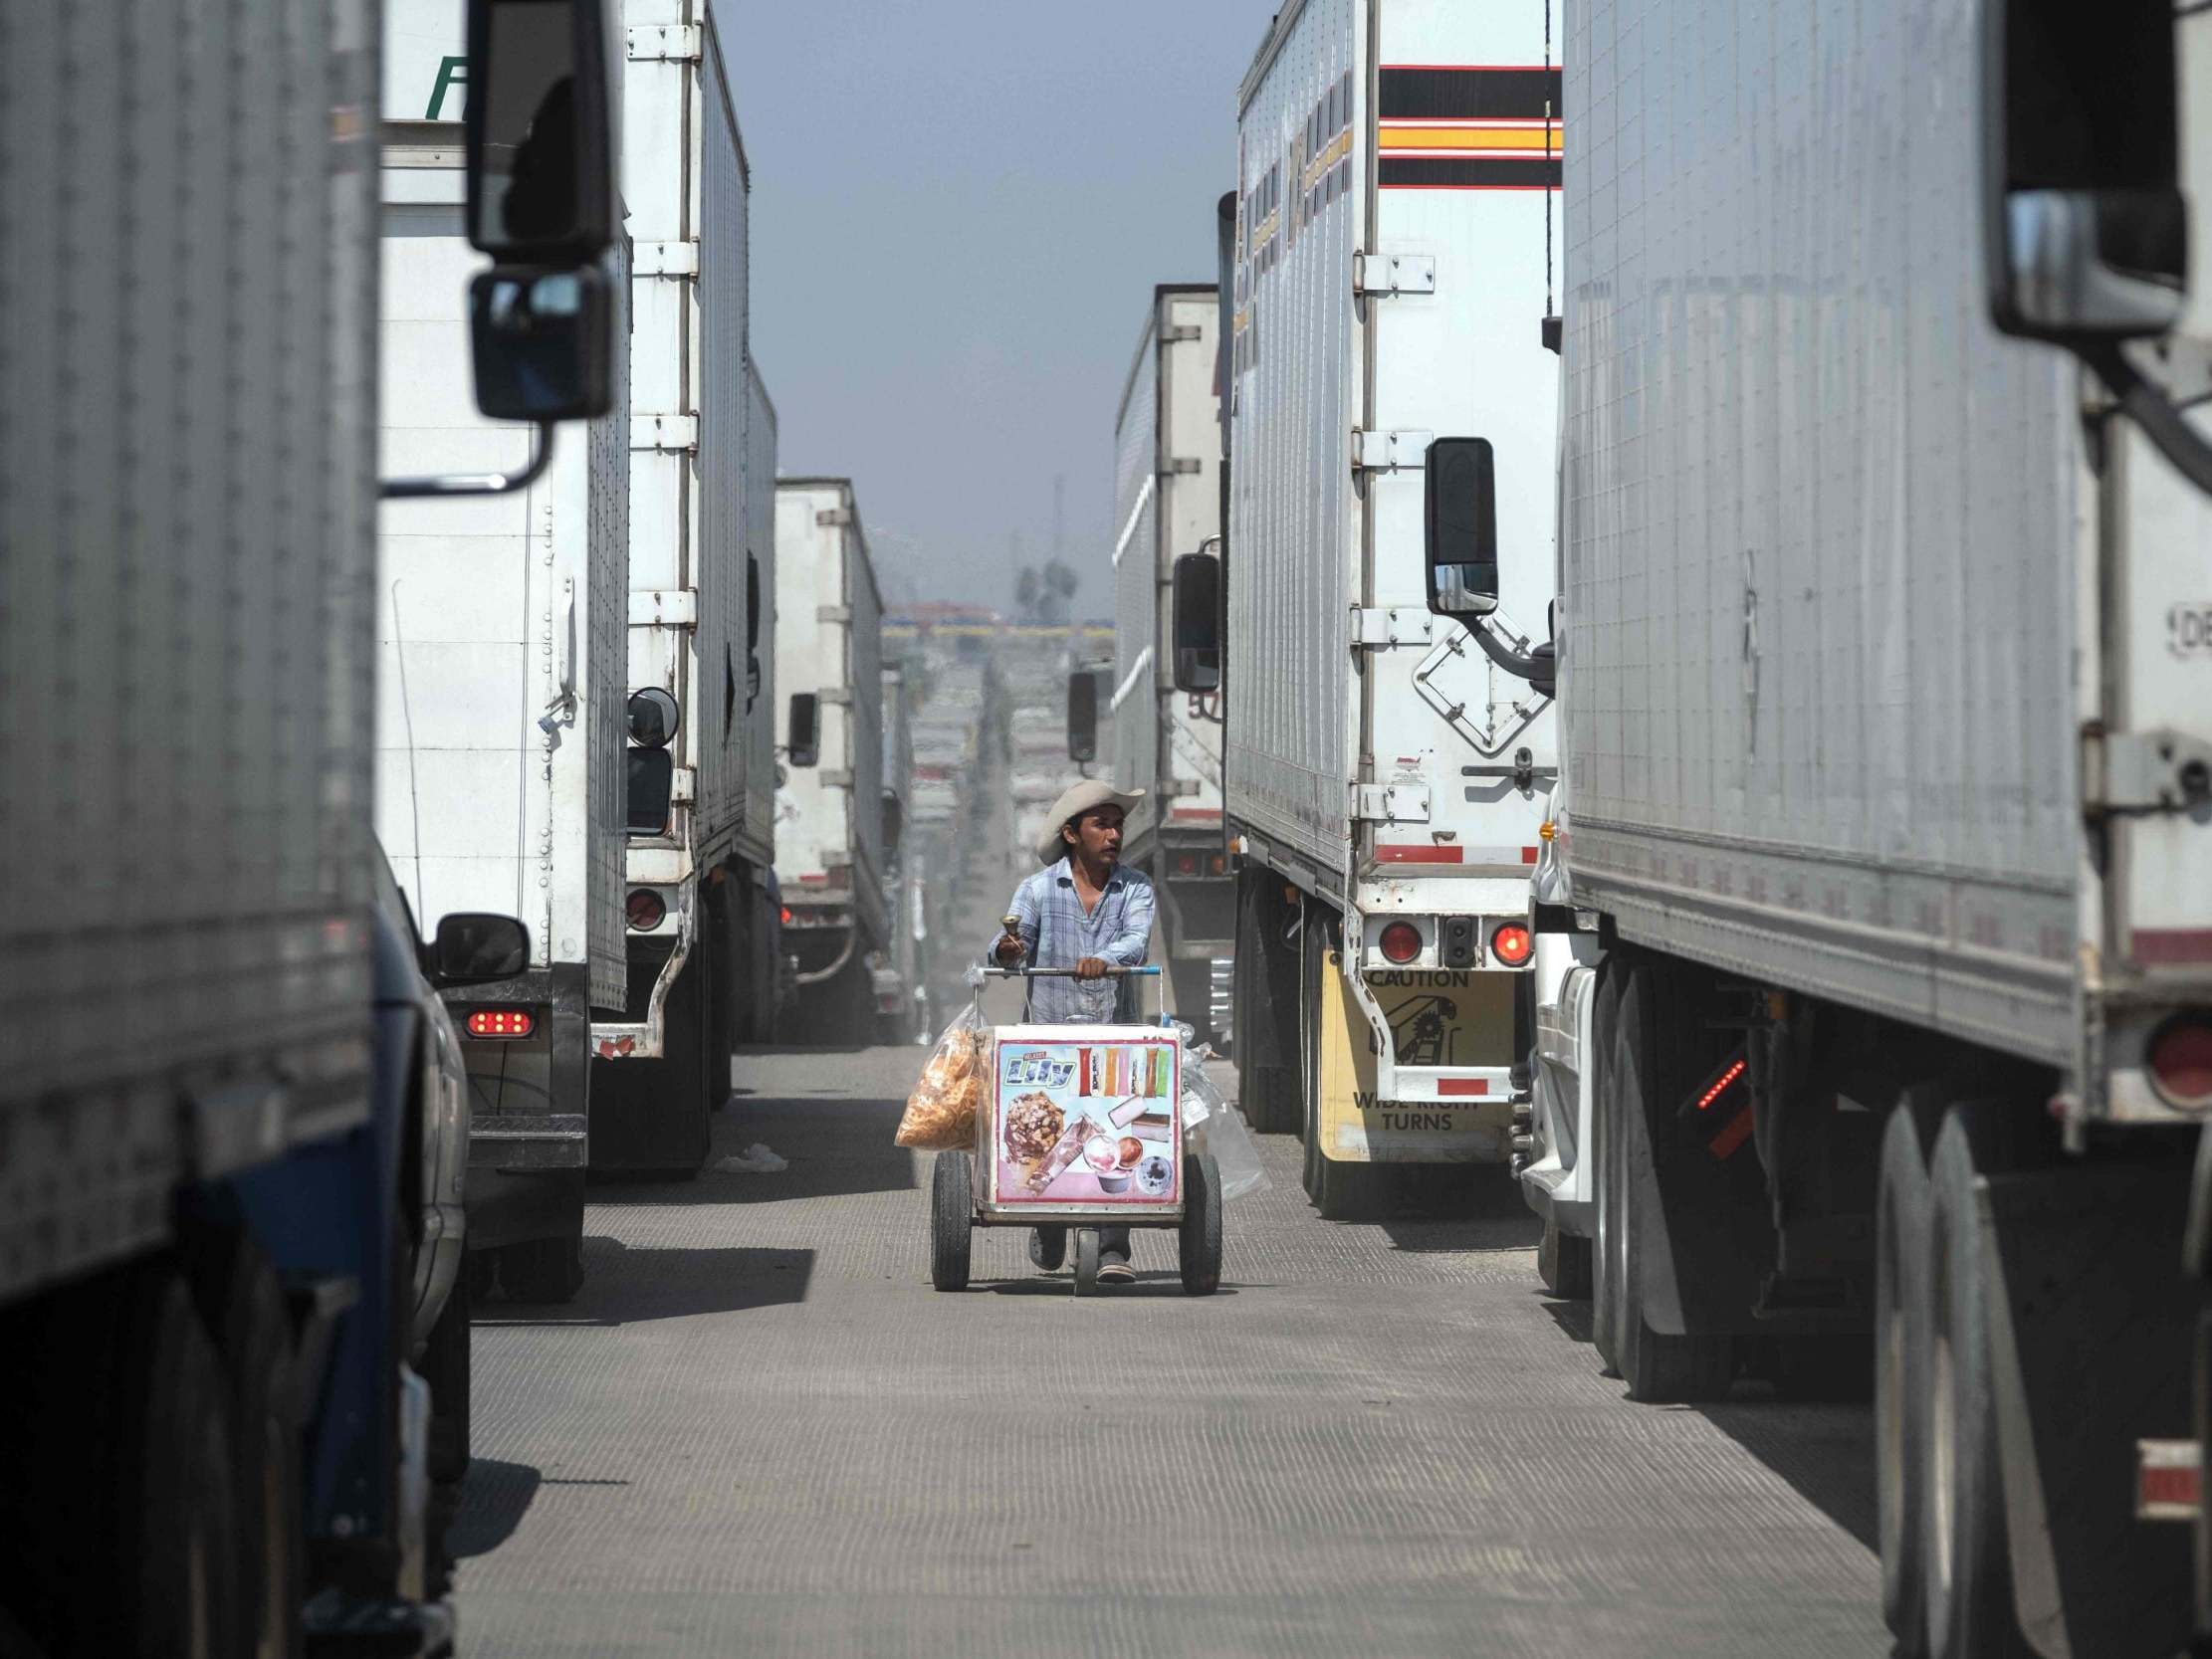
[779,906,793,926]
[1175,853,1199,876]
[1490,923,1533,966]
[1379,922,1422,964]
[2148,1017,2212,1110]
[466,1008,535,1039]
[625,888,667,931]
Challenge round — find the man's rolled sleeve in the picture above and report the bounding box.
[1100,878,1155,966]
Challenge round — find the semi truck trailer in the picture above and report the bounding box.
[774,479,891,1040]
[376,99,630,1297]
[591,3,781,1173]
[1110,285,1235,1045]
[1206,0,1563,1213]
[0,0,620,1648]
[1510,0,2212,1653]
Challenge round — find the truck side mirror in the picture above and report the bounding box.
[1170,552,1221,693]
[786,693,820,768]
[1424,438,1499,617]
[1981,0,2184,343]
[465,0,618,266]
[431,913,532,982]
[1067,672,1099,763]
[470,265,612,422]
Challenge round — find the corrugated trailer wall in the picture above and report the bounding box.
[846,507,889,934]
[694,2,754,866]
[1228,0,1361,880]
[740,359,779,868]
[1113,307,1162,838]
[580,236,634,1011]
[0,0,380,1290]
[1560,0,2084,1057]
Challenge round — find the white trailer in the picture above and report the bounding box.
[1112,285,1235,1043]
[590,2,780,1171]
[1220,0,1562,1212]
[375,115,632,1292]
[1511,0,2212,1651]
[774,479,890,1039]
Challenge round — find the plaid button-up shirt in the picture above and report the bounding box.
[993,856,1156,1024]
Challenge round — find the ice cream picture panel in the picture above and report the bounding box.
[991,1029,1181,1205]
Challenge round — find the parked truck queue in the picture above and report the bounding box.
[7,0,2212,1655]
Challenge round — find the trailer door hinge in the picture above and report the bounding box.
[815,686,854,708]
[635,240,699,278]
[815,507,854,526]
[1163,323,1202,342]
[2084,726,2212,815]
[1353,251,1437,297]
[670,766,697,806]
[1352,782,1432,823]
[632,413,698,452]
[1160,457,1203,476]
[1351,428,1433,473]
[816,604,852,623]
[1351,606,1435,648]
[629,588,698,627]
[627,24,701,61]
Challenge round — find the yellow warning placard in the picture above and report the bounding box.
[1316,953,1516,1163]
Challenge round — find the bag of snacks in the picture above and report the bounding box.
[893,1000,989,1150]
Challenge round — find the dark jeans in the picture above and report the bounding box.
[1034,1224,1130,1263]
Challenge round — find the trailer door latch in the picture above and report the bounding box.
[1351,607,1435,648]
[1351,782,1432,823]
[2084,726,2212,816]
[1351,429,1434,474]
[1353,252,1437,297]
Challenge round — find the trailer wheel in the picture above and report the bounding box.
[1876,1088,1943,1656]
[1181,1152,1223,1296]
[1609,963,1735,1403]
[422,1262,472,1487]
[1588,959,1629,1369]
[501,1227,585,1305]
[1236,871,1302,1134]
[1073,1228,1101,1296]
[189,1235,302,1659]
[930,1151,974,1291]
[1537,1215,1593,1300]
[1924,1103,2031,1659]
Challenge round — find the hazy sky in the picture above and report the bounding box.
[725,2,1277,613]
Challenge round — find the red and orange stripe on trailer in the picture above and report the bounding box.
[1378,64,1561,191]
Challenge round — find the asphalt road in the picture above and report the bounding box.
[450,1061,1888,1657]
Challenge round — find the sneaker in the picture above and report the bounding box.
[1096,1247,1135,1286]
[1028,1226,1066,1272]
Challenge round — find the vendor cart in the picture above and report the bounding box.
[930,966,1222,1296]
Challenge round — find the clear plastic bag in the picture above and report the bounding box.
[894,1000,989,1150]
[1178,1030,1269,1203]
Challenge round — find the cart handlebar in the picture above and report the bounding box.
[982,964,1163,978]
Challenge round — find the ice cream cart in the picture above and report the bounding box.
[929,966,1222,1296]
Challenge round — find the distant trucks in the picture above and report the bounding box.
[1512,0,2212,1653]
[775,479,892,1041]
[0,0,621,1648]
[591,9,782,1173]
[1106,286,1233,1044]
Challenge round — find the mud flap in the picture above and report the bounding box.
[1316,952,1515,1162]
[1978,1162,2191,1658]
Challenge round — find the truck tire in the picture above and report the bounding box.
[189,1233,303,1659]
[422,1263,472,1487]
[1236,871,1302,1135]
[1608,962,1735,1403]
[1876,1087,1943,1657]
[1923,1102,2031,1659]
[1589,957,1628,1370]
[930,1151,974,1291]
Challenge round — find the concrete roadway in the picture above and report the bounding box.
[450,1065,1887,1656]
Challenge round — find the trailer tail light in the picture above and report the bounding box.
[466,1008,535,1039]
[1211,854,1227,875]
[2147,1017,2212,1110]
[1379,922,1423,964]
[1175,853,1199,876]
[779,906,793,926]
[625,889,667,931]
[1489,923,1533,966]
[1678,1050,1753,1158]
[2137,1440,2201,1521]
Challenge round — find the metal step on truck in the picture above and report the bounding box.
[1505,0,2212,1653]
[1106,285,1236,1047]
[774,478,892,1043]
[591,0,783,1174]
[1192,0,1563,1214]
[1,0,623,1649]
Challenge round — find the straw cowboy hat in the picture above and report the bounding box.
[1035,779,1146,861]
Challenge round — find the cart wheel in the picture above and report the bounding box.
[931,1151,973,1291]
[1072,1228,1101,1297]
[1181,1152,1223,1296]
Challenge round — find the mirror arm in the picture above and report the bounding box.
[1464,617,1556,699]
[2079,342,2212,499]
[380,420,556,501]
